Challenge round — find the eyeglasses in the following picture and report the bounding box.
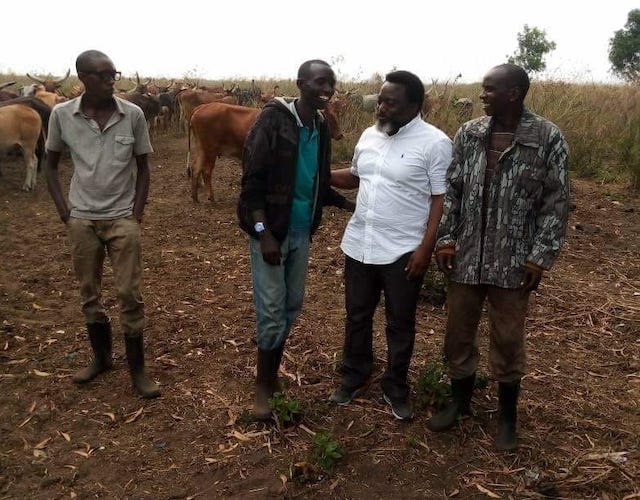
[84,70,121,82]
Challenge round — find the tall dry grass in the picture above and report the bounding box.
[331,79,640,189]
[2,72,638,188]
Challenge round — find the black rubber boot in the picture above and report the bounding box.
[253,348,279,421]
[426,373,476,432]
[495,380,520,451]
[72,321,113,384]
[124,333,161,399]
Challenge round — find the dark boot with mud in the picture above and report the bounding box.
[426,373,476,432]
[253,348,279,421]
[124,332,161,399]
[494,380,520,451]
[72,321,113,384]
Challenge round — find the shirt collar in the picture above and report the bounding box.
[73,95,125,117]
[378,113,422,137]
[467,109,541,147]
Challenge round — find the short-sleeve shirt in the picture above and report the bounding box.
[46,96,153,220]
[341,115,452,264]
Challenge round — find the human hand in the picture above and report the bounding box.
[61,208,71,225]
[405,245,432,280]
[520,262,543,292]
[435,247,455,275]
[259,232,281,266]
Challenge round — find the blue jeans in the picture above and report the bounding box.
[249,228,310,351]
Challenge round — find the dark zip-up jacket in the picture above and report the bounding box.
[237,98,347,241]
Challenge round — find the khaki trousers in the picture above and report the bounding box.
[444,281,530,382]
[67,216,145,334]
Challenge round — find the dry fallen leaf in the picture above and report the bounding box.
[103,412,116,422]
[33,369,51,377]
[124,407,144,424]
[72,450,90,458]
[28,401,36,413]
[475,484,500,498]
[34,437,51,450]
[33,449,47,459]
[59,431,71,442]
[7,358,27,365]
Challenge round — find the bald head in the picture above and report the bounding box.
[489,63,530,101]
[76,50,112,73]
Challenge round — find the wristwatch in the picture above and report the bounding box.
[254,222,266,234]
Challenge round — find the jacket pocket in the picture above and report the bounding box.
[114,135,135,162]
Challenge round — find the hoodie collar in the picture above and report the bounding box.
[273,96,324,128]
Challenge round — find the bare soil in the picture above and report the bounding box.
[0,131,638,499]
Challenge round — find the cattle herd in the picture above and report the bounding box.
[0,71,474,198]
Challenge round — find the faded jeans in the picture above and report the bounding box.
[67,216,145,334]
[249,228,310,351]
[444,281,530,382]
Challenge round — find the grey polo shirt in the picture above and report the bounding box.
[46,96,153,219]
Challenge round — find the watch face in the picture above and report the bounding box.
[254,222,265,233]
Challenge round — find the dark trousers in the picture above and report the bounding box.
[341,254,423,399]
[445,281,530,382]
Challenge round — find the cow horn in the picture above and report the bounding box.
[136,72,140,85]
[0,81,16,90]
[144,78,151,85]
[26,73,46,85]
[53,68,70,84]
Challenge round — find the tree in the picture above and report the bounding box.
[507,25,557,73]
[609,9,640,82]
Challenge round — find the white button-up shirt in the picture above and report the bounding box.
[341,115,452,264]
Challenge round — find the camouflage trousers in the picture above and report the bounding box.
[67,216,145,334]
[444,281,530,383]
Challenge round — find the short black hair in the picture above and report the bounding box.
[297,59,331,80]
[76,50,111,73]
[492,63,530,99]
[385,70,425,109]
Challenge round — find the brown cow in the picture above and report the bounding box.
[177,89,238,133]
[0,104,42,191]
[26,69,70,94]
[188,99,344,202]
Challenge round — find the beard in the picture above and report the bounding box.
[375,119,398,135]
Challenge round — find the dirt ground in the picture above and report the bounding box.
[1,130,639,499]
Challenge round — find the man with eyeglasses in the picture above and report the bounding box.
[44,50,160,399]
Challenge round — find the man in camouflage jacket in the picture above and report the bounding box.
[426,64,569,451]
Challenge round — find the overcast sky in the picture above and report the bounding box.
[1,1,636,84]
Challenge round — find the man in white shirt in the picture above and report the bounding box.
[329,71,452,420]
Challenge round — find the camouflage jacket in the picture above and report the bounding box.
[436,109,569,289]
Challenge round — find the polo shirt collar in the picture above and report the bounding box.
[73,95,125,117]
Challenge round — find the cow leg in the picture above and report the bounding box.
[191,151,203,203]
[22,152,37,191]
[203,156,216,203]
